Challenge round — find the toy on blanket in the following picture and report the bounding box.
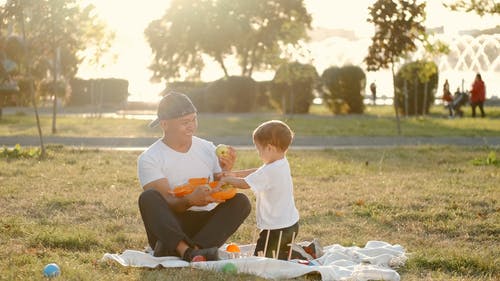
[191,255,206,262]
[221,262,238,274]
[289,239,324,262]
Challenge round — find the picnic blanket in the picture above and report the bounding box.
[102,240,407,281]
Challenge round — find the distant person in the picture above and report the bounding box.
[452,87,468,118]
[442,79,453,117]
[370,82,377,105]
[469,73,486,118]
[137,92,251,262]
[218,120,300,260]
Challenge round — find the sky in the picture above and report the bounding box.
[77,0,499,101]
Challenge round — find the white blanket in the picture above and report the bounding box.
[102,240,406,281]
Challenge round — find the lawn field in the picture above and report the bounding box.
[1,105,499,138]
[0,145,498,280]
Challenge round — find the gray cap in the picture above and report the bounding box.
[149,92,197,128]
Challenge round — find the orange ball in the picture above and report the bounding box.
[226,243,240,253]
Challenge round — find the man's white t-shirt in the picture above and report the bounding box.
[244,158,299,230]
[137,136,222,211]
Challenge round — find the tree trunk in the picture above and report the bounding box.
[21,3,45,158]
[423,82,428,116]
[414,76,418,116]
[216,54,229,77]
[391,63,401,135]
[51,48,58,134]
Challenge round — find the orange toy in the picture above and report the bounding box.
[172,177,208,197]
[188,177,209,185]
[172,178,237,200]
[226,243,241,253]
[173,178,236,200]
[209,181,237,200]
[172,184,194,197]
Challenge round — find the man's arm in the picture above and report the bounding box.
[143,178,221,213]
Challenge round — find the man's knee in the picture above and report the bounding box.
[231,193,251,217]
[138,189,162,208]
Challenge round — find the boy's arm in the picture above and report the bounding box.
[220,176,251,189]
[225,168,257,178]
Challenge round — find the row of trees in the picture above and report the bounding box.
[166,59,438,117]
[144,0,442,128]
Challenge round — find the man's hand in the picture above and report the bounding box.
[186,185,224,206]
[217,146,236,171]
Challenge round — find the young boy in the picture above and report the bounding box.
[219,120,299,260]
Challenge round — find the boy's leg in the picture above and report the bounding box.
[254,222,299,260]
[188,193,251,249]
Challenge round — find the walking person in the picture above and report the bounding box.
[442,79,453,117]
[469,73,486,118]
[370,82,377,105]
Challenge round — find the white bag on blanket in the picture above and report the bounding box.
[102,240,406,281]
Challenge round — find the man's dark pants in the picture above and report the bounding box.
[138,189,251,256]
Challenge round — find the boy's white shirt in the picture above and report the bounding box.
[244,157,299,230]
[137,136,222,211]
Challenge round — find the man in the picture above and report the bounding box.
[137,92,251,261]
[370,82,376,105]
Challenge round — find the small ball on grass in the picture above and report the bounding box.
[43,263,60,278]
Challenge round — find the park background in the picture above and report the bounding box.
[0,1,499,281]
[76,0,499,104]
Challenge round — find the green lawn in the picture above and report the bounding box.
[0,105,499,138]
[0,146,498,280]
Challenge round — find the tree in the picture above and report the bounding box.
[321,65,366,115]
[1,0,114,133]
[395,60,438,116]
[145,0,311,82]
[364,0,426,134]
[443,0,500,16]
[270,62,318,114]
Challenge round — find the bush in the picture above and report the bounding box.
[321,65,366,114]
[68,78,129,107]
[166,81,209,112]
[395,60,438,116]
[271,62,319,114]
[38,79,70,101]
[203,76,258,113]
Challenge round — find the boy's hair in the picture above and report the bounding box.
[253,120,294,152]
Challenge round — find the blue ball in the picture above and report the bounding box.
[43,263,60,278]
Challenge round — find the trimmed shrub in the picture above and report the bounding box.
[203,76,257,113]
[166,81,209,111]
[38,80,69,100]
[68,78,129,107]
[395,61,438,115]
[321,65,366,114]
[271,62,319,114]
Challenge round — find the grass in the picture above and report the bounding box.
[0,105,499,137]
[0,145,498,280]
